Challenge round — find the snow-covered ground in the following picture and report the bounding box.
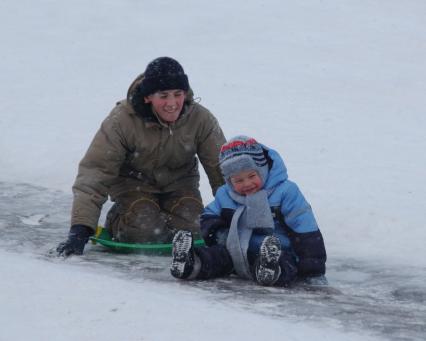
[2,250,385,341]
[1,1,425,340]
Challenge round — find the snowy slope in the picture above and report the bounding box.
[1,0,425,340]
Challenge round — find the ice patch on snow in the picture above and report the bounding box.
[18,214,49,226]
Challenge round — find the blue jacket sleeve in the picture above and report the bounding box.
[280,181,327,277]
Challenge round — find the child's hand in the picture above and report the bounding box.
[201,217,226,246]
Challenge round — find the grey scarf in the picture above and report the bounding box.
[226,189,275,279]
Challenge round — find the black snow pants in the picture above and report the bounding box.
[194,244,298,286]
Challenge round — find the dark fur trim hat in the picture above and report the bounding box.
[138,57,189,97]
[219,136,269,186]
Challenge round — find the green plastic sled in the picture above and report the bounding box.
[90,227,205,255]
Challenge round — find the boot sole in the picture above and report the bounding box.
[170,230,193,278]
[256,236,282,285]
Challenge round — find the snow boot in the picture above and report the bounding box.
[255,235,282,286]
[170,230,195,279]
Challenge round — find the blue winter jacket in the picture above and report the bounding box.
[200,146,327,277]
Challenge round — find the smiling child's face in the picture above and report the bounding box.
[230,169,263,195]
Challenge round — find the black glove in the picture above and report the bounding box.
[56,224,94,257]
[200,216,226,246]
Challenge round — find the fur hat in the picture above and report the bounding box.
[138,57,189,97]
[219,136,269,186]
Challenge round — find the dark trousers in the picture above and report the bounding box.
[195,244,234,279]
[194,244,298,286]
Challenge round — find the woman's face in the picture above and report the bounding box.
[145,89,186,123]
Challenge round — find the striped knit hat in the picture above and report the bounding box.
[219,136,269,186]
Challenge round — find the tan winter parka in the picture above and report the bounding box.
[71,79,226,230]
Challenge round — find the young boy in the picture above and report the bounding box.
[170,136,327,286]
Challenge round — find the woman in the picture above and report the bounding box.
[57,57,226,256]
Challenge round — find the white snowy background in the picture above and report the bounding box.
[1,0,425,340]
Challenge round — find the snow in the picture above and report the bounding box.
[1,250,382,341]
[1,0,425,340]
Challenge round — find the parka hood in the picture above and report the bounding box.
[262,146,288,190]
[126,73,145,104]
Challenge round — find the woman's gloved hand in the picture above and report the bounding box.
[56,224,94,257]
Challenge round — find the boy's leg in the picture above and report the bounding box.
[274,251,298,286]
[161,188,204,238]
[195,244,233,279]
[106,192,172,243]
[170,230,233,280]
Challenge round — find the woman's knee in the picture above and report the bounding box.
[110,196,172,243]
[164,190,204,233]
